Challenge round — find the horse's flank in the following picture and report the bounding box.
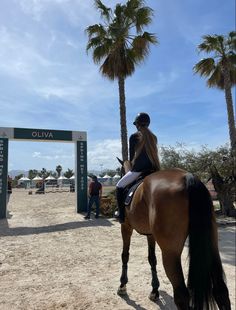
[125,168,189,243]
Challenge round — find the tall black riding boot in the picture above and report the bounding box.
[116,187,125,223]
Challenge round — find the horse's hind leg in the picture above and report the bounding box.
[162,250,190,310]
[117,223,133,296]
[147,235,160,301]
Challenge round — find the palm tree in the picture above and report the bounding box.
[86,0,157,160]
[64,168,74,179]
[194,31,236,153]
[56,165,62,178]
[40,168,47,179]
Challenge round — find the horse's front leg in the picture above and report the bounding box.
[147,235,160,301]
[117,222,133,296]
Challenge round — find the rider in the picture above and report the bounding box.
[116,112,161,223]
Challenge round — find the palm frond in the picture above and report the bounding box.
[86,37,112,53]
[126,0,145,11]
[114,3,125,25]
[198,35,223,54]
[227,31,236,51]
[85,24,106,39]
[130,32,157,63]
[92,43,111,64]
[206,58,236,89]
[86,36,102,52]
[100,47,135,80]
[94,0,111,21]
[131,35,149,61]
[228,31,236,40]
[142,31,158,44]
[207,65,223,89]
[193,58,215,76]
[229,66,236,86]
[135,7,154,33]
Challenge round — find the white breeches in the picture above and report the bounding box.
[116,171,142,188]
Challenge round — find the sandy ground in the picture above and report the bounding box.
[0,189,235,310]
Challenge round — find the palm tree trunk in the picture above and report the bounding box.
[118,76,128,161]
[222,62,236,153]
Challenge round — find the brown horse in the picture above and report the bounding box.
[117,160,231,310]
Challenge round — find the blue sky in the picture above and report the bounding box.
[0,0,235,173]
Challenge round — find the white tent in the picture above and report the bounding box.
[70,175,75,180]
[103,174,112,178]
[102,174,112,185]
[57,175,69,187]
[113,173,120,179]
[45,175,56,180]
[32,175,43,181]
[112,173,120,185]
[19,176,30,181]
[18,176,31,188]
[58,175,68,180]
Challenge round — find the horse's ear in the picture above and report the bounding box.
[116,157,124,165]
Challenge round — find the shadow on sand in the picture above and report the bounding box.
[0,216,114,237]
[119,290,174,310]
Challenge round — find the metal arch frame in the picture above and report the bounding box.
[0,127,87,219]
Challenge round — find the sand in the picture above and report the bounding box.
[0,189,235,310]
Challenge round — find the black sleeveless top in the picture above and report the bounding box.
[129,132,156,172]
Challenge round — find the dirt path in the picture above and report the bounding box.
[0,190,235,310]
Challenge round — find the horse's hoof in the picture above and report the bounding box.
[117,285,127,296]
[149,290,159,301]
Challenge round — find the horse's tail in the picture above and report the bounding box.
[186,173,229,309]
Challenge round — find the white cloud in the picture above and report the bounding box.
[88,139,121,170]
[18,0,99,25]
[0,27,58,81]
[27,139,122,171]
[32,150,73,160]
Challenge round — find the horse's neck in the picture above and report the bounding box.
[124,161,131,173]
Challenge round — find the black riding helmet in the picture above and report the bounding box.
[133,112,150,127]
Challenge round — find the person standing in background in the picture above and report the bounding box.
[7,175,12,204]
[84,175,102,219]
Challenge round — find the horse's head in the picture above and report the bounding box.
[116,157,131,176]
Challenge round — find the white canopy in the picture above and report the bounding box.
[19,176,30,181]
[45,175,56,180]
[70,175,75,179]
[113,174,120,179]
[58,175,68,180]
[103,174,112,178]
[32,175,43,181]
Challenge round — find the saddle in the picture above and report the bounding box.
[124,170,154,206]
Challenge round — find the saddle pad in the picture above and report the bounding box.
[124,179,143,206]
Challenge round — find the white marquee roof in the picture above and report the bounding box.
[32,175,43,181]
[19,176,30,181]
[45,175,56,180]
[58,175,68,180]
[103,174,112,178]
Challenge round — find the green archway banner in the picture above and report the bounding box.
[0,127,87,219]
